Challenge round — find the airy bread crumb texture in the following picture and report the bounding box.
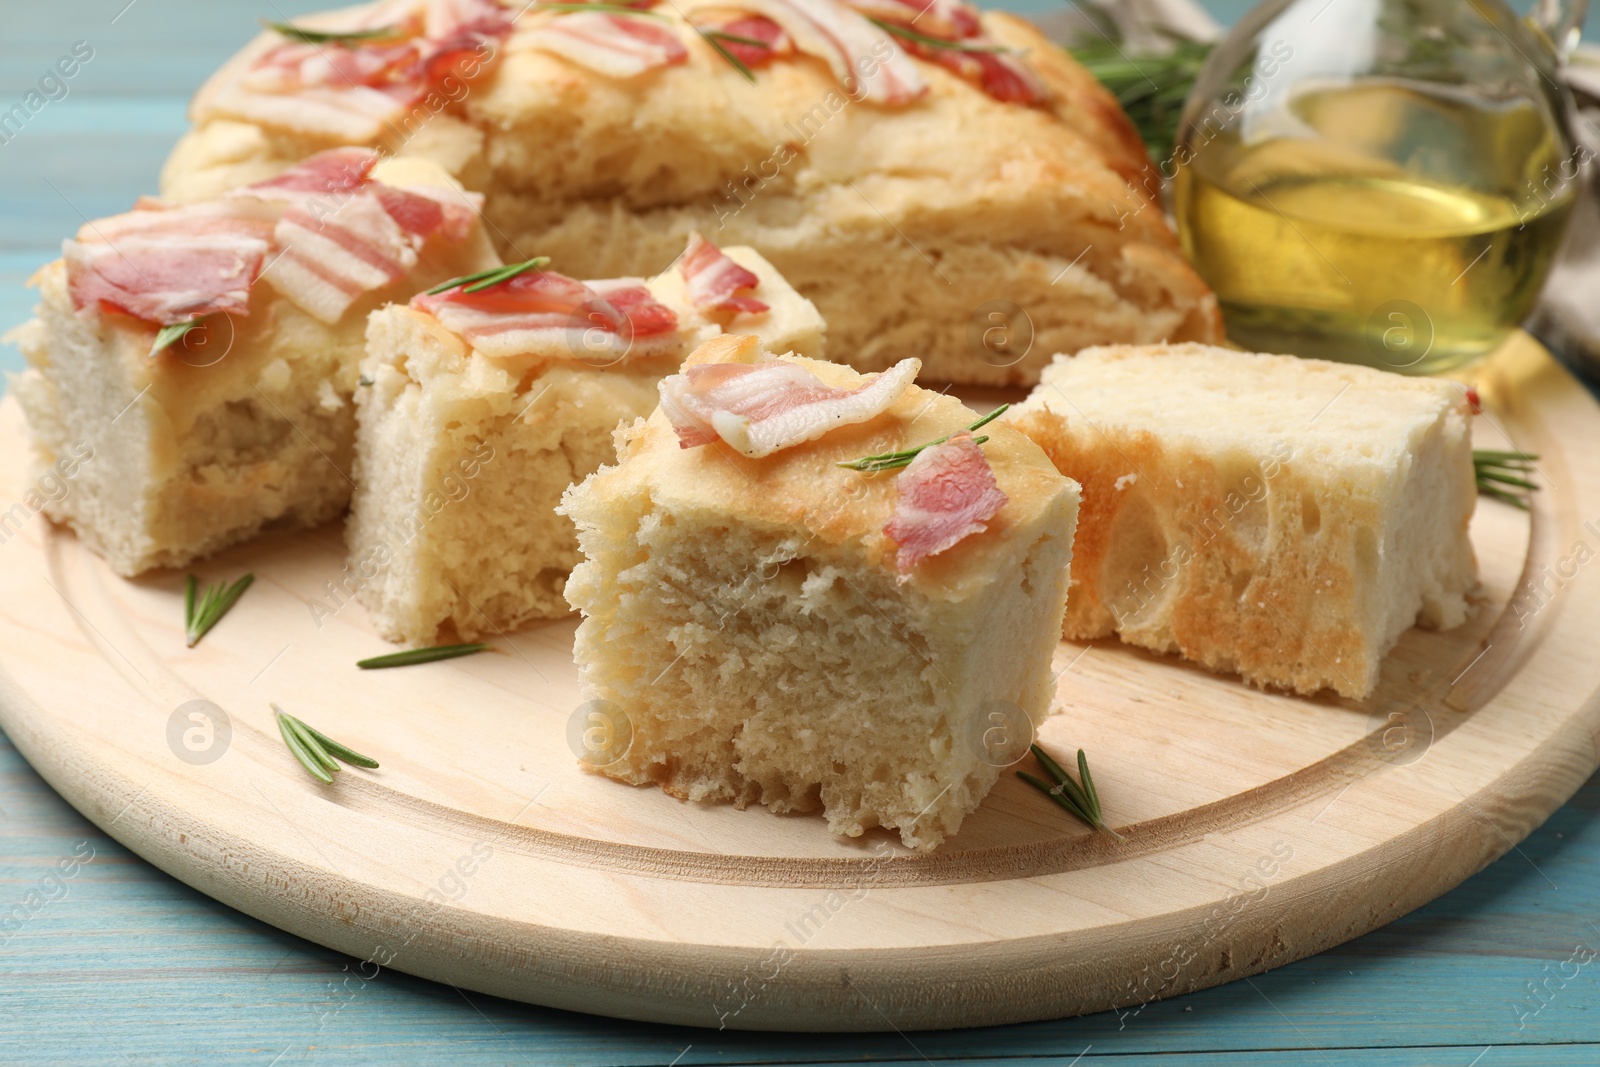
[348,248,825,645]
[349,306,661,644]
[1011,343,1479,700]
[11,263,360,576]
[561,358,1078,850]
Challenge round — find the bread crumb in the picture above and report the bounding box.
[1114,473,1137,490]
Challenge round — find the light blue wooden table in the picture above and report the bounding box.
[4,2,1600,1063]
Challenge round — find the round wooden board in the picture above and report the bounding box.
[3,333,1599,1033]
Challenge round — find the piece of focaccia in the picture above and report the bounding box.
[348,235,826,644]
[559,336,1079,850]
[8,149,497,575]
[159,0,1220,387]
[1010,343,1480,700]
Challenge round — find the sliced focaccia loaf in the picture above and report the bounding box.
[1010,343,1479,700]
[159,0,1219,387]
[8,149,497,575]
[559,335,1078,850]
[348,235,824,644]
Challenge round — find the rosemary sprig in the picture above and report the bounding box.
[534,3,670,17]
[263,21,404,45]
[356,643,491,669]
[1068,35,1214,163]
[1017,743,1121,837]
[184,573,254,648]
[839,404,1009,472]
[698,29,762,82]
[151,318,203,358]
[1474,449,1539,509]
[424,257,551,296]
[702,29,773,49]
[273,704,379,783]
[869,18,1009,54]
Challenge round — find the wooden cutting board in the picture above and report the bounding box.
[1,333,1597,1033]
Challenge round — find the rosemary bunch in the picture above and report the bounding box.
[1017,743,1122,838]
[1069,35,1213,163]
[274,704,379,784]
[184,573,253,648]
[1474,449,1539,509]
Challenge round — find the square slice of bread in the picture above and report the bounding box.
[8,158,496,577]
[559,347,1080,851]
[1009,343,1479,700]
[348,248,825,645]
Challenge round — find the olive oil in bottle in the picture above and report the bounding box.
[1173,80,1576,373]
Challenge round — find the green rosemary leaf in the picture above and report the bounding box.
[426,257,552,296]
[276,709,334,784]
[534,3,670,18]
[273,704,380,781]
[1032,743,1093,815]
[1068,35,1214,163]
[294,718,381,768]
[264,20,403,45]
[1018,769,1093,822]
[702,29,773,49]
[287,715,341,775]
[1022,743,1120,836]
[1473,449,1538,506]
[839,404,1010,472]
[1077,748,1102,821]
[184,573,254,648]
[869,18,1009,53]
[356,642,491,669]
[701,31,757,82]
[462,257,551,293]
[150,318,202,358]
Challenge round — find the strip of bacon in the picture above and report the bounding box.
[883,431,1007,573]
[659,357,919,457]
[413,268,682,361]
[720,0,926,103]
[840,0,1047,105]
[217,0,512,140]
[528,11,688,79]
[230,150,482,323]
[909,42,1047,105]
[696,14,788,67]
[846,0,977,39]
[680,233,768,315]
[63,201,277,326]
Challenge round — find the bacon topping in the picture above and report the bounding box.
[725,0,926,103]
[659,357,919,457]
[230,149,481,324]
[217,0,512,139]
[883,431,1007,572]
[63,201,277,326]
[412,268,682,361]
[679,233,768,315]
[840,0,1046,105]
[63,149,483,330]
[528,10,688,79]
[697,15,788,67]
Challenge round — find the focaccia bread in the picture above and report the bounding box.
[1009,343,1479,700]
[7,150,497,576]
[349,237,825,644]
[158,0,1220,386]
[559,336,1079,850]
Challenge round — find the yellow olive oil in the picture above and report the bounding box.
[1174,80,1575,373]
